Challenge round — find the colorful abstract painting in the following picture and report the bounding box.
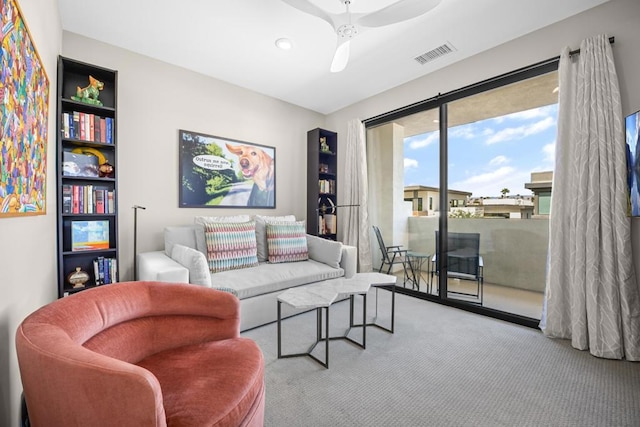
[0,0,49,217]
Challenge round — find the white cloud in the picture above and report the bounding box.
[504,105,555,121]
[450,166,532,197]
[543,142,555,163]
[489,155,509,166]
[406,132,438,149]
[486,116,556,145]
[449,126,477,139]
[404,158,418,169]
[460,166,514,185]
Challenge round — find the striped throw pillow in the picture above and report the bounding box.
[204,221,259,272]
[266,221,309,263]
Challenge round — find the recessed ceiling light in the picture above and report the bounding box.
[275,38,293,50]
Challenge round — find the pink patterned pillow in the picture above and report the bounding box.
[203,221,258,272]
[266,221,309,263]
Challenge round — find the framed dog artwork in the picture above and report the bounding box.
[179,130,275,208]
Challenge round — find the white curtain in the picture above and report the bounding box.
[342,119,373,272]
[541,35,640,360]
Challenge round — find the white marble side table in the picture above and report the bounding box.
[350,272,397,333]
[308,276,372,349]
[277,272,397,369]
[277,285,337,368]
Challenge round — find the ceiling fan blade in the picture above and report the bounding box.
[330,40,351,73]
[281,0,333,28]
[358,0,442,28]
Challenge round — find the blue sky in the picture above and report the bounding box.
[403,104,558,198]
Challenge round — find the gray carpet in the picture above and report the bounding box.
[242,291,640,426]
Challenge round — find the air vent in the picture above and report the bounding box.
[414,42,456,65]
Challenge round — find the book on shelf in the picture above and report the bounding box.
[63,111,114,143]
[324,214,336,234]
[318,179,336,194]
[63,113,70,138]
[73,111,79,138]
[94,256,104,285]
[107,190,115,213]
[93,256,117,285]
[79,112,86,140]
[95,189,105,213]
[62,185,72,213]
[106,118,113,143]
[67,185,113,214]
[317,214,337,235]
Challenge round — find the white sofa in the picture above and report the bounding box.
[138,216,356,331]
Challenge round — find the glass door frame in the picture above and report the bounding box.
[364,58,559,329]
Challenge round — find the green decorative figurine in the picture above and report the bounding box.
[71,75,104,106]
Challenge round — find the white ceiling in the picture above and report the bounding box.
[58,0,608,115]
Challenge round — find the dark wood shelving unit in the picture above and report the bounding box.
[56,56,119,297]
[307,128,338,240]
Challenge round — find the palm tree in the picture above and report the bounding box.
[500,188,510,198]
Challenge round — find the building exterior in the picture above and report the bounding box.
[524,171,553,217]
[405,185,535,218]
[404,185,472,216]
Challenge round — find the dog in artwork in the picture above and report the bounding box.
[226,143,274,206]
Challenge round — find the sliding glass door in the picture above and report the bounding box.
[366,61,559,324]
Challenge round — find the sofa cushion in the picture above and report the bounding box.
[204,221,259,273]
[164,226,200,257]
[210,260,344,299]
[306,234,343,269]
[254,214,296,262]
[195,215,251,255]
[137,337,264,427]
[266,221,309,263]
[170,244,211,287]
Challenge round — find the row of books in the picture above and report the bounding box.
[62,184,115,214]
[319,179,336,195]
[93,256,117,286]
[62,111,114,143]
[319,213,337,235]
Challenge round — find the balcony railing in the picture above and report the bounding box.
[406,216,549,293]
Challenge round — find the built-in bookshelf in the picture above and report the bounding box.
[307,128,338,240]
[56,56,119,297]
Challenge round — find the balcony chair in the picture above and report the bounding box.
[372,225,413,286]
[430,231,484,305]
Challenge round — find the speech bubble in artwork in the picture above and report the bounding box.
[193,155,232,170]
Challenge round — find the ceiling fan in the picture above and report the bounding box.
[282,0,442,72]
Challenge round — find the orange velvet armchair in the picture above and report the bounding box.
[16,281,265,427]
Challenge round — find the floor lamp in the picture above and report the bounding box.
[132,205,146,280]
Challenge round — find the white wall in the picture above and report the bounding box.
[62,33,326,281]
[4,0,640,424]
[0,1,61,425]
[326,0,640,280]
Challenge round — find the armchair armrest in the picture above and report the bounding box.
[137,251,189,283]
[386,245,407,255]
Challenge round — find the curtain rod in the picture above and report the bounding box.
[569,36,615,56]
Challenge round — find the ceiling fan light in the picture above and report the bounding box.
[275,38,293,50]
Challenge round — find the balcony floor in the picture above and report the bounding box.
[393,271,544,320]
